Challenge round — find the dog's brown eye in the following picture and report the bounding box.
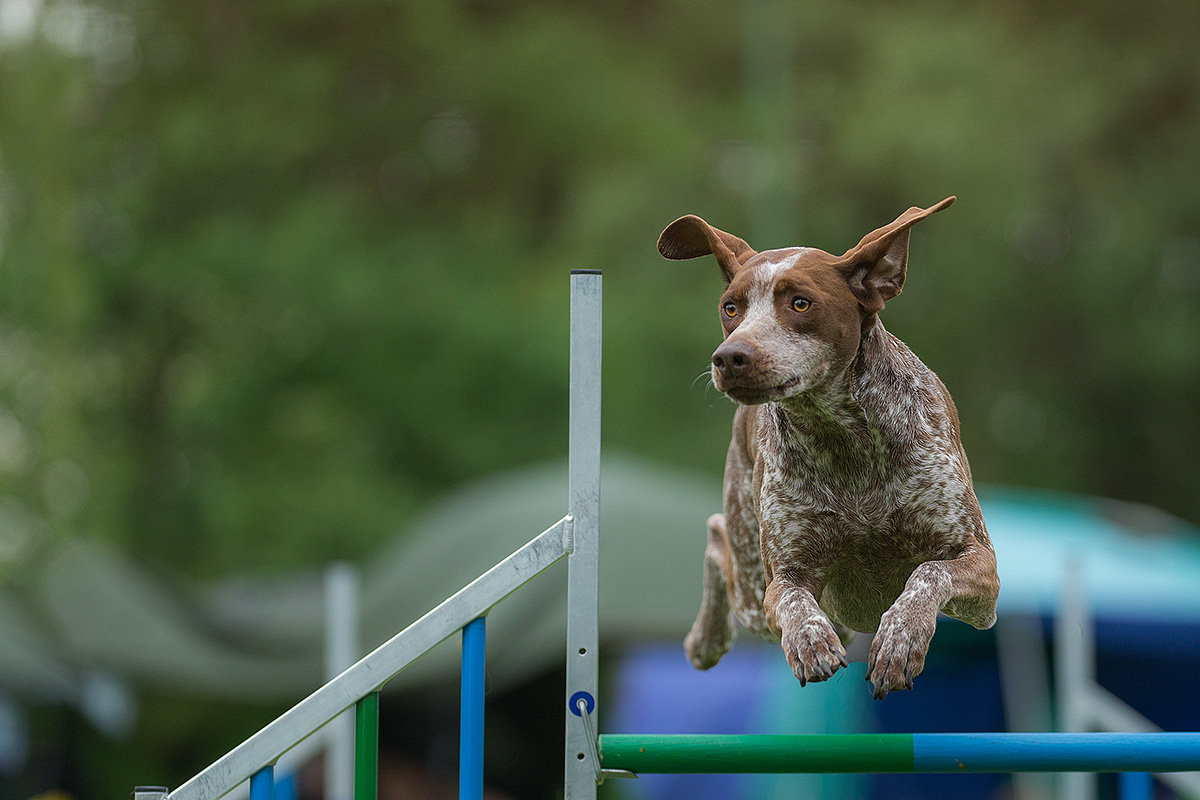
[792,297,812,313]
[723,302,738,318]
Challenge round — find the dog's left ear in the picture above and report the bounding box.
[838,197,955,314]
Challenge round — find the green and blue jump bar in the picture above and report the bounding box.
[598,732,1200,774]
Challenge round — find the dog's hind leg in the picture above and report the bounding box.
[684,513,737,669]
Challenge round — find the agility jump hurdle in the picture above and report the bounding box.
[137,270,1200,800]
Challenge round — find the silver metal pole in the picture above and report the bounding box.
[1054,563,1200,799]
[565,270,601,800]
[324,563,359,800]
[1056,559,1096,800]
[995,614,1054,800]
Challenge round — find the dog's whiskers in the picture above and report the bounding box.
[690,368,715,391]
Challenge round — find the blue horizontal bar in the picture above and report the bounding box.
[914,733,1200,773]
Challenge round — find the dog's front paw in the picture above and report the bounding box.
[780,616,848,686]
[866,597,938,699]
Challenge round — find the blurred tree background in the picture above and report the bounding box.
[0,0,1197,578]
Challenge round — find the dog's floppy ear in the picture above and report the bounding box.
[658,215,757,283]
[838,196,955,315]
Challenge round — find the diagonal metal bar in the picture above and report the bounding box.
[169,517,572,800]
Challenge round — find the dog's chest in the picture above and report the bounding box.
[752,394,970,628]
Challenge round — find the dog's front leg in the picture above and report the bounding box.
[764,576,848,686]
[867,545,999,699]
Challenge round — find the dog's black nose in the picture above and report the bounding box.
[712,340,756,379]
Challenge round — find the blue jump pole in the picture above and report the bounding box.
[460,616,487,800]
[249,766,274,800]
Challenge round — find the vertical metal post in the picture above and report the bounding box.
[354,693,379,800]
[1056,559,1096,800]
[460,616,486,800]
[325,563,360,800]
[249,766,274,800]
[995,614,1055,800]
[565,270,601,800]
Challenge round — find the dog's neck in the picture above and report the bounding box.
[766,318,897,468]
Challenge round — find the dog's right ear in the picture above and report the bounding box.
[658,215,757,283]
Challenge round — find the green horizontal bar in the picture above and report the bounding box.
[599,734,915,774]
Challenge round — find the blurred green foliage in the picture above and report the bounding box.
[0,0,1197,580]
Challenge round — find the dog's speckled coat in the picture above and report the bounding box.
[658,197,999,698]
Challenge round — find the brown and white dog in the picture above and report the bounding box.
[658,197,999,698]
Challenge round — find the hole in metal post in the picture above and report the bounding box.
[577,752,586,760]
[578,648,587,655]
